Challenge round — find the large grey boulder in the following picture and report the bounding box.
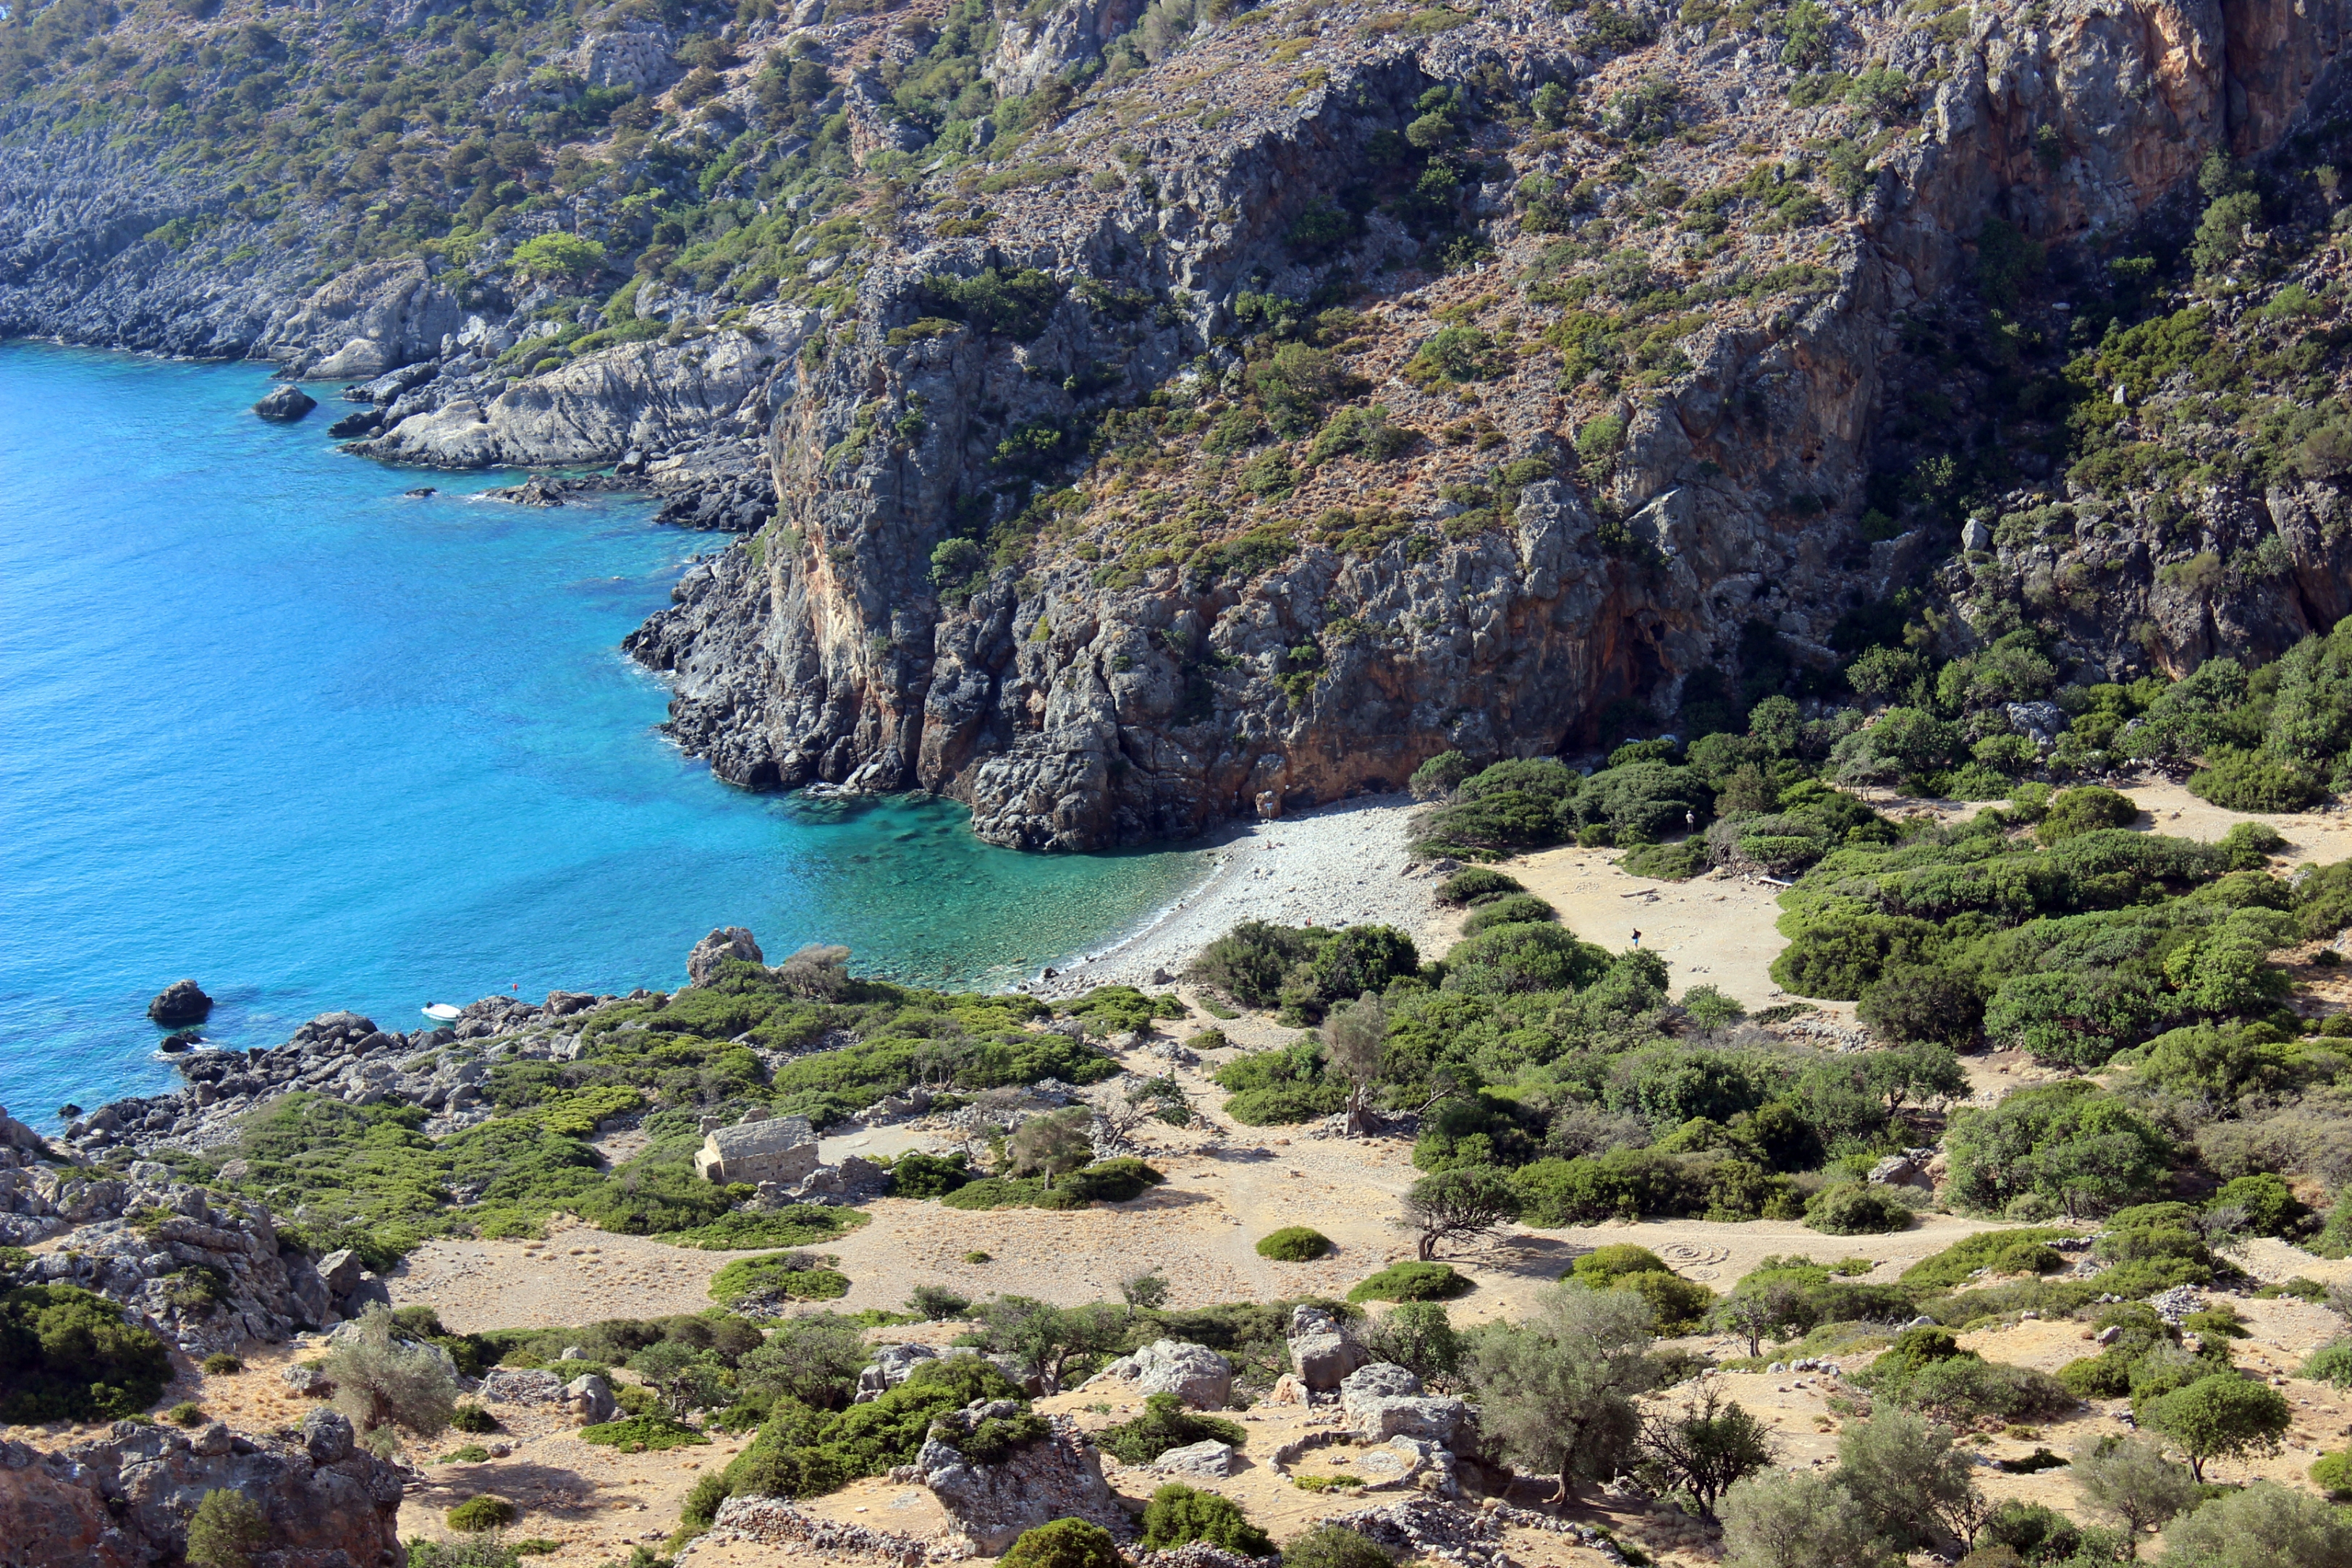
[563,1373,617,1424]
[856,1342,940,1402]
[1340,1363,1471,1448]
[1151,1438,1238,1478]
[1081,1338,1232,1409]
[1288,1305,1369,1391]
[915,1408,1121,1554]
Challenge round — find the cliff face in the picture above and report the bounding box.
[627,0,2352,849]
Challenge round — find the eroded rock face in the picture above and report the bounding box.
[0,1416,404,1568]
[256,258,465,380]
[622,0,2352,849]
[11,1176,331,1352]
[686,925,766,985]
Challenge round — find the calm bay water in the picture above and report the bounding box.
[0,344,1203,1124]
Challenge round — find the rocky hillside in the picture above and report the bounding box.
[12,0,2352,844]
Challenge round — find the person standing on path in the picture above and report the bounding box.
[1630,929,1641,949]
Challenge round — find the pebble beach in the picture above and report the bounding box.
[1028,794,1442,997]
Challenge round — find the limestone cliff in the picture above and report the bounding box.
[627,0,2352,848]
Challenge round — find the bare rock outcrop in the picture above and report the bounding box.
[1081,1338,1234,1409]
[256,258,465,381]
[0,1410,404,1568]
[913,1407,1123,1554]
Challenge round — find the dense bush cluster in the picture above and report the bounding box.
[0,1279,175,1423]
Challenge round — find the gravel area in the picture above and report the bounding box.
[1032,795,1439,998]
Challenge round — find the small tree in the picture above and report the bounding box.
[1464,1282,1657,1504]
[1859,1041,1968,1114]
[1321,993,1389,1135]
[969,1296,1125,1394]
[1119,1271,1171,1312]
[2146,1373,2291,1480]
[735,1311,869,1410]
[1833,1408,1983,1551]
[323,1305,458,1454]
[1717,1470,1882,1568]
[2069,1436,2196,1557]
[628,1339,728,1419]
[1635,1374,1776,1519]
[1398,1165,1520,1260]
[1711,1278,1813,1359]
[1007,1106,1095,1189]
[185,1488,270,1568]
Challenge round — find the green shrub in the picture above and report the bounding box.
[1597,1269,1713,1334]
[0,1283,174,1423]
[888,1151,971,1197]
[2297,1341,2352,1387]
[1411,751,1477,800]
[1256,1226,1334,1261]
[1805,1183,1913,1234]
[449,1404,499,1433]
[939,1158,1163,1209]
[1281,1525,1396,1568]
[2036,787,2141,843]
[185,1487,270,1568]
[2188,748,2327,811]
[580,1415,710,1451]
[1096,1392,1249,1463]
[446,1496,518,1532]
[437,1444,491,1464]
[1898,1229,2072,1289]
[168,1401,207,1428]
[1943,1081,2170,1218]
[201,1352,244,1376]
[1435,867,1522,905]
[1348,1262,1473,1302]
[2059,1353,2133,1398]
[1141,1483,1274,1554]
[1001,1519,1124,1568]
[1568,1244,1672,1283]
[1462,894,1559,934]
[709,1253,852,1306]
[2313,1449,2352,1498]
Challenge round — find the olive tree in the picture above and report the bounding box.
[322,1305,457,1455]
[1008,1106,1096,1189]
[1832,1409,1983,1551]
[1717,1470,1884,1568]
[1635,1374,1775,1519]
[1397,1166,1520,1260]
[1463,1282,1657,1504]
[2162,1479,2352,1568]
[736,1312,868,1410]
[2068,1436,2196,1557]
[1321,993,1389,1135]
[2146,1373,2291,1480]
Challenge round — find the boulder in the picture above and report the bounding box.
[563,1373,617,1424]
[281,1363,331,1398]
[479,1367,567,1404]
[252,385,316,423]
[916,1409,1122,1554]
[856,1342,940,1402]
[688,926,765,986]
[316,1249,368,1297]
[1341,1364,1471,1449]
[302,1408,354,1463]
[1152,1439,1238,1478]
[145,980,213,1026]
[1287,1305,1368,1391]
[1082,1338,1232,1409]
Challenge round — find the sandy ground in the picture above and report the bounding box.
[389,1214,778,1332]
[1032,797,1442,998]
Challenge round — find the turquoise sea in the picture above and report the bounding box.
[0,344,1204,1126]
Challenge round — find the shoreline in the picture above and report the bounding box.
[1028,793,1439,999]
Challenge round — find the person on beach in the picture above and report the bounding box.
[1630,929,1641,949]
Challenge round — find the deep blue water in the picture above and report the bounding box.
[0,344,1204,1126]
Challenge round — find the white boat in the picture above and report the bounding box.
[420,1003,463,1022]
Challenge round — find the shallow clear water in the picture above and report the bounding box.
[0,344,1204,1124]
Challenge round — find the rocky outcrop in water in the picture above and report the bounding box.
[145,980,212,1027]
[0,1410,405,1568]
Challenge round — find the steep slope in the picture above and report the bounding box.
[13,0,2352,847]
